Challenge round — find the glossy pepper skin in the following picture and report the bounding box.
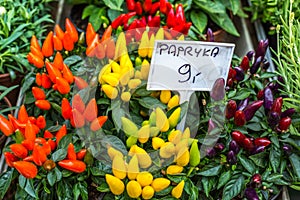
[243,100,264,121]
[244,187,259,200]
[0,115,14,136]
[263,86,273,111]
[234,110,246,126]
[231,131,246,146]
[210,78,225,101]
[58,160,86,173]
[225,100,237,119]
[14,161,38,179]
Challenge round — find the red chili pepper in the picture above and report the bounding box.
[27,52,44,68]
[0,115,14,136]
[30,45,44,60]
[242,137,255,151]
[76,149,87,160]
[53,35,63,51]
[32,143,47,166]
[18,105,29,124]
[257,89,264,100]
[53,52,64,70]
[58,159,86,173]
[4,152,19,167]
[134,2,143,15]
[254,138,271,147]
[65,18,78,43]
[21,139,35,151]
[74,76,88,90]
[111,14,126,29]
[240,56,250,71]
[42,31,54,57]
[160,0,167,14]
[271,97,283,114]
[126,0,136,11]
[148,15,160,27]
[67,143,77,160]
[35,100,51,110]
[105,38,115,59]
[8,114,26,131]
[70,109,85,128]
[128,19,138,30]
[83,98,98,122]
[90,116,108,131]
[234,110,246,126]
[143,0,152,13]
[63,31,75,51]
[36,73,42,86]
[25,121,37,141]
[30,35,41,52]
[182,22,192,35]
[150,2,160,15]
[32,87,46,100]
[28,116,36,125]
[48,139,57,151]
[55,124,67,145]
[278,117,292,132]
[243,100,264,121]
[35,137,51,155]
[44,130,54,139]
[62,63,74,84]
[231,131,246,146]
[56,76,71,95]
[46,61,62,83]
[13,161,38,179]
[41,73,52,89]
[23,155,34,162]
[61,98,72,120]
[86,34,99,57]
[36,115,46,129]
[86,23,96,46]
[54,24,65,40]
[228,68,236,79]
[10,143,28,159]
[95,43,106,59]
[101,25,113,42]
[175,4,185,25]
[225,100,237,119]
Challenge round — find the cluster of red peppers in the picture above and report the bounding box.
[112,0,191,40]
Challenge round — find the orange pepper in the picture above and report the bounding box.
[35,100,51,110]
[63,31,74,51]
[21,139,35,151]
[4,152,19,167]
[67,143,77,160]
[90,116,108,131]
[86,23,96,46]
[27,52,44,68]
[72,94,85,113]
[58,159,86,173]
[45,61,62,83]
[10,143,28,159]
[95,43,105,59]
[41,73,52,89]
[105,38,115,59]
[32,87,46,100]
[101,25,112,42]
[86,33,100,57]
[36,115,46,129]
[83,98,98,122]
[13,161,38,179]
[55,124,67,145]
[65,18,78,43]
[18,105,29,124]
[53,52,64,70]
[25,121,37,141]
[70,109,85,128]
[53,35,63,51]
[61,98,72,120]
[0,115,14,136]
[74,76,88,90]
[30,35,42,52]
[42,31,54,57]
[56,76,71,95]
[76,149,87,160]
[30,45,44,60]
[36,73,42,86]
[62,63,74,84]
[54,24,65,40]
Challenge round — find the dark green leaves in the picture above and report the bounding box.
[238,154,256,174]
[0,168,15,199]
[197,165,222,176]
[51,149,67,162]
[47,168,62,186]
[222,174,244,200]
[289,153,300,180]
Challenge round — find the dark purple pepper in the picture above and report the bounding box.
[237,98,249,111]
[255,40,267,60]
[267,111,281,129]
[262,60,270,70]
[210,78,225,101]
[263,39,269,49]
[250,56,262,74]
[206,147,216,158]
[234,66,245,81]
[246,50,255,60]
[251,146,265,155]
[244,187,259,200]
[206,28,214,42]
[229,140,240,154]
[214,143,225,151]
[227,150,237,164]
[207,118,216,133]
[225,99,237,119]
[243,100,264,121]
[283,144,292,155]
[263,86,273,111]
[281,108,296,118]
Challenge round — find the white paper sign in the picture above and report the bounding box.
[147,40,235,91]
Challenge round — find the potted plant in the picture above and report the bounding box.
[0,0,54,105]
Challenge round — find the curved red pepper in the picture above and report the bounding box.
[271,97,283,114]
[58,160,86,173]
[32,87,46,100]
[61,98,72,120]
[111,14,126,29]
[134,2,143,15]
[126,0,136,11]
[4,152,19,167]
[231,131,246,146]
[143,0,152,13]
[225,100,237,119]
[254,138,271,147]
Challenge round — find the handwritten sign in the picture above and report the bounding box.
[147,40,235,91]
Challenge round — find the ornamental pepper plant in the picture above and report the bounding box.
[0,4,299,200]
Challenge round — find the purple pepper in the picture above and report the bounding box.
[255,39,268,60]
[251,146,265,155]
[227,150,237,164]
[234,66,245,81]
[229,140,240,154]
[267,111,281,129]
[206,28,214,42]
[237,98,249,111]
[244,187,259,200]
[206,147,216,158]
[243,100,264,121]
[250,56,262,75]
[207,118,217,133]
[214,143,225,151]
[210,78,225,101]
[281,108,296,118]
[283,144,292,155]
[246,50,255,60]
[263,86,273,111]
[262,60,270,70]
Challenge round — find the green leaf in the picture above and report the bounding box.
[51,149,67,162]
[89,8,106,31]
[191,11,207,33]
[222,175,244,200]
[266,173,283,182]
[238,154,256,174]
[249,152,268,168]
[73,183,80,200]
[78,182,88,200]
[138,96,166,109]
[258,72,277,79]
[210,13,240,37]
[231,90,251,100]
[97,182,110,192]
[58,133,74,149]
[270,146,281,173]
[197,165,222,176]
[82,5,97,19]
[0,85,18,100]
[103,0,123,11]
[0,168,15,199]
[289,153,300,180]
[217,171,231,189]
[25,179,38,198]
[245,123,261,131]
[47,168,62,186]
